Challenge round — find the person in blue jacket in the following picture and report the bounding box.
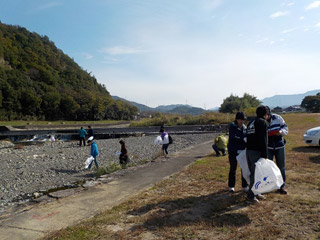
[227,112,248,193]
[87,136,99,169]
[79,127,87,147]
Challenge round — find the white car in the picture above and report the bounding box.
[303,126,320,146]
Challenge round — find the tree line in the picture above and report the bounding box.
[219,92,320,114]
[0,22,138,121]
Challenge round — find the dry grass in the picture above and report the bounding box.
[45,113,320,240]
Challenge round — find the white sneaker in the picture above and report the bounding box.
[242,186,249,193]
[256,194,266,200]
[228,187,235,193]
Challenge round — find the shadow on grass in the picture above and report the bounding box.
[128,190,250,229]
[292,146,320,153]
[309,155,320,164]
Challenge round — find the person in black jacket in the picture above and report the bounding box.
[227,112,248,193]
[119,140,129,164]
[88,125,94,138]
[246,105,269,204]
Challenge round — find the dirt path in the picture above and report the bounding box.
[0,141,213,240]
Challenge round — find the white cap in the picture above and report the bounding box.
[87,136,94,142]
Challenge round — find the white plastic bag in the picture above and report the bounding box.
[116,151,121,156]
[236,150,250,185]
[252,158,284,195]
[85,156,94,169]
[162,134,169,144]
[154,136,163,145]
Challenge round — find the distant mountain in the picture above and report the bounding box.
[167,106,207,115]
[111,96,153,112]
[111,97,207,115]
[155,104,193,112]
[261,90,320,108]
[209,107,220,112]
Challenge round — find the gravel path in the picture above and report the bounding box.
[0,133,215,210]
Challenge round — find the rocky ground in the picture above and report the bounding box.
[0,133,215,211]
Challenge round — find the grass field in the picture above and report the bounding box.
[45,113,320,240]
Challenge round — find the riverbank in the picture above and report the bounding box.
[0,133,215,211]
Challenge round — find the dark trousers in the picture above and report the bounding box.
[246,149,263,199]
[228,152,248,188]
[79,137,86,146]
[268,147,286,188]
[212,144,226,156]
[162,144,169,154]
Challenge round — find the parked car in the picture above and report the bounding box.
[303,126,320,146]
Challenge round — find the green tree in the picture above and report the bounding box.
[301,93,320,113]
[41,91,61,120]
[59,94,80,120]
[220,93,260,113]
[20,88,42,116]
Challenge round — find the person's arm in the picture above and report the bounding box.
[278,115,288,136]
[228,124,237,140]
[262,121,268,158]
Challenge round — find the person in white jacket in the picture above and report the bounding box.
[266,107,289,194]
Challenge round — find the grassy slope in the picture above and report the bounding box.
[45,113,320,240]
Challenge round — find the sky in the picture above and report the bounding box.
[1,0,320,109]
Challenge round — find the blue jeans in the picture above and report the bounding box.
[88,156,99,169]
[268,147,286,188]
[212,144,226,156]
[246,150,263,199]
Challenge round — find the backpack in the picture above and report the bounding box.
[168,135,173,144]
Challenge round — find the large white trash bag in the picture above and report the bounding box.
[252,158,284,195]
[236,150,250,185]
[162,134,169,144]
[85,156,94,169]
[154,136,163,145]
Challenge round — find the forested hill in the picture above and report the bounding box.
[0,22,138,121]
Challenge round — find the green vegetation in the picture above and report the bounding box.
[220,93,260,113]
[0,23,138,121]
[131,112,234,127]
[301,92,320,112]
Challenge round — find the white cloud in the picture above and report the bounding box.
[299,16,305,20]
[270,11,289,19]
[256,38,269,43]
[100,46,145,55]
[201,0,224,11]
[94,38,320,108]
[81,53,93,60]
[315,22,320,27]
[282,28,295,34]
[287,2,295,7]
[37,2,62,11]
[305,1,320,10]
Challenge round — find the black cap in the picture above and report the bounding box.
[235,111,247,120]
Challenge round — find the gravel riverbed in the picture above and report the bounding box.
[0,133,215,211]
